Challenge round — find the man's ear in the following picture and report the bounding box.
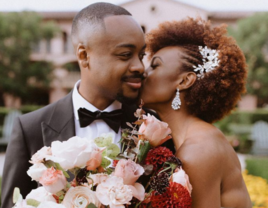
[76,43,89,69]
[177,72,197,90]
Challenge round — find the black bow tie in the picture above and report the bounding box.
[78,108,123,133]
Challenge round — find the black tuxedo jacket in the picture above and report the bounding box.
[1,92,174,208]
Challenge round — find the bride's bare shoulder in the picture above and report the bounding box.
[176,122,233,170]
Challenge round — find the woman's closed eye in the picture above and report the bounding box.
[150,57,162,69]
[150,63,159,69]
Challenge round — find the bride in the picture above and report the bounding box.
[141,18,252,208]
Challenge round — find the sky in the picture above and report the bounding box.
[1,0,268,12]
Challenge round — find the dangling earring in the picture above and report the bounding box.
[171,88,181,110]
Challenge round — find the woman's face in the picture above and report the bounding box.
[141,46,184,108]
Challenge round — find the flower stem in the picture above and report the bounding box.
[134,189,153,208]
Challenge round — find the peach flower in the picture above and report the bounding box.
[39,167,66,194]
[96,176,133,208]
[86,148,105,171]
[171,167,192,195]
[62,186,101,208]
[139,114,172,147]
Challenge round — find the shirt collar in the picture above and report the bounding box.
[72,80,122,120]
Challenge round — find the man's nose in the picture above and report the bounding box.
[129,58,145,74]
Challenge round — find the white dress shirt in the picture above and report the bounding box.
[72,80,122,148]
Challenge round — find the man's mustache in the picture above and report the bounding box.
[121,74,146,81]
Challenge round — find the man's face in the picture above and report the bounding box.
[85,15,146,104]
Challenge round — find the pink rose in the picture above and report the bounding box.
[30,146,52,164]
[62,186,101,208]
[114,159,145,201]
[139,114,172,147]
[86,148,105,171]
[96,176,133,208]
[171,167,192,195]
[114,159,144,185]
[39,167,66,194]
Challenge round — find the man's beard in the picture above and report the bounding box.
[116,73,145,105]
[116,91,140,105]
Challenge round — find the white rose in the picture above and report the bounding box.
[26,187,56,203]
[27,163,47,182]
[30,146,52,164]
[46,136,103,170]
[13,200,33,208]
[62,186,101,208]
[37,201,66,208]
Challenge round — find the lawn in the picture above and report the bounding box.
[246,156,268,181]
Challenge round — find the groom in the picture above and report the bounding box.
[1,3,148,208]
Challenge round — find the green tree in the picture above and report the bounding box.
[228,13,268,107]
[0,12,58,105]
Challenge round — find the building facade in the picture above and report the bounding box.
[27,0,254,104]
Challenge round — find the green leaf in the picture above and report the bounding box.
[13,187,21,204]
[54,162,70,178]
[106,167,114,175]
[87,203,98,208]
[137,141,151,163]
[44,160,55,168]
[94,136,113,147]
[101,157,111,168]
[106,144,120,160]
[26,199,40,207]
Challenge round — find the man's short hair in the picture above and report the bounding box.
[71,2,131,40]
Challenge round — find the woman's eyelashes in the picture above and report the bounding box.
[150,57,161,69]
[150,60,160,69]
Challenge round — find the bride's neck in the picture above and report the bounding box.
[157,108,198,150]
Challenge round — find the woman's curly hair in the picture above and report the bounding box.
[146,18,247,123]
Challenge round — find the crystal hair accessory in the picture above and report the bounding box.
[193,46,220,79]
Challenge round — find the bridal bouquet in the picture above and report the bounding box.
[13,104,192,208]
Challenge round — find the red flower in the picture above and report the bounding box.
[53,194,59,203]
[113,160,119,167]
[150,182,192,208]
[145,146,173,170]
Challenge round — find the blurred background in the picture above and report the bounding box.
[0,0,268,207]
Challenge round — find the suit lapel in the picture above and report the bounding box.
[42,92,75,146]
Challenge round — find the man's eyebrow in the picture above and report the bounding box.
[115,44,136,49]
